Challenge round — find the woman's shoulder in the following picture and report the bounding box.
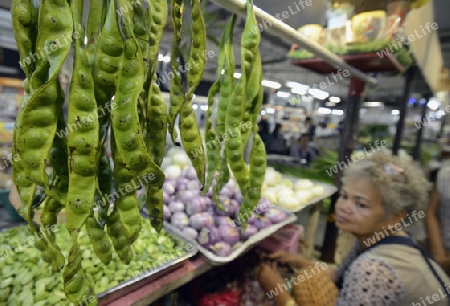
[338,252,406,305]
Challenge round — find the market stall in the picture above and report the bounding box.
[2,0,444,304]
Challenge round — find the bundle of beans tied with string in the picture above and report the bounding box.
[11,0,266,303]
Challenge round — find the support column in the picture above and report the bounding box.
[320,77,365,263]
[413,93,431,161]
[392,67,416,155]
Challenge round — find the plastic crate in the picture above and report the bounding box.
[257,224,303,254]
[0,188,24,222]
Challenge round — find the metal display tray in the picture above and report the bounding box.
[280,175,338,213]
[0,224,198,306]
[161,208,297,266]
[97,230,198,305]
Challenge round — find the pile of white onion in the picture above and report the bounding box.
[261,168,325,211]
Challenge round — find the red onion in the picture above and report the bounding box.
[215,216,234,227]
[218,224,240,245]
[175,178,189,191]
[255,198,271,215]
[163,205,171,220]
[234,192,244,204]
[209,242,232,257]
[241,225,258,239]
[265,208,287,223]
[185,197,207,216]
[253,216,272,230]
[182,227,198,240]
[168,200,185,213]
[197,227,221,247]
[176,190,199,203]
[163,192,170,204]
[163,180,176,196]
[186,180,201,191]
[189,212,214,230]
[171,212,189,229]
[215,198,235,217]
[229,199,240,219]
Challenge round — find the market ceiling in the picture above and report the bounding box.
[0,0,442,106]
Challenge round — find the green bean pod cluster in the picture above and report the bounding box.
[10,0,269,303]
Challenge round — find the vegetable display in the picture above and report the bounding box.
[159,152,288,257]
[11,0,267,303]
[0,218,190,305]
[261,167,327,211]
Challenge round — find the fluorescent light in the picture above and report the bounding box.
[0,66,19,74]
[364,102,383,107]
[200,105,208,111]
[277,91,290,98]
[317,107,331,115]
[287,82,309,95]
[262,80,281,89]
[291,88,307,95]
[391,110,400,116]
[325,102,335,107]
[329,97,340,103]
[265,107,275,114]
[309,88,329,100]
[192,104,198,110]
[332,110,344,115]
[261,110,266,115]
[286,81,306,89]
[234,72,241,79]
[428,97,440,111]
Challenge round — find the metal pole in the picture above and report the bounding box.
[209,0,377,85]
[392,66,416,155]
[320,77,365,263]
[413,93,431,161]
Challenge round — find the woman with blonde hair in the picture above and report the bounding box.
[257,150,450,305]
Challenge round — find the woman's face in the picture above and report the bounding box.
[335,177,388,238]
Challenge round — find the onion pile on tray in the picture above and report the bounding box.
[161,166,288,257]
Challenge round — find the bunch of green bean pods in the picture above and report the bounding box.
[10,0,269,303]
[206,1,265,228]
[202,14,232,201]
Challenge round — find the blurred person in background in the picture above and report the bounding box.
[258,119,271,153]
[270,123,286,154]
[290,134,317,164]
[425,165,450,276]
[305,116,316,142]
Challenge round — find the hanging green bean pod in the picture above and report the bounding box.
[213,14,236,205]
[167,0,185,142]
